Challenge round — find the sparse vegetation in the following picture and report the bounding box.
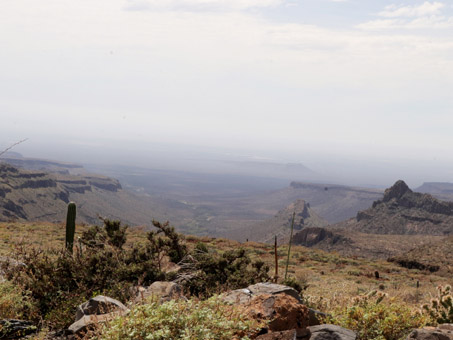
[422,284,453,324]
[95,296,265,340]
[326,291,429,340]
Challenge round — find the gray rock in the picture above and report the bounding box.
[308,308,327,326]
[68,313,120,335]
[220,288,253,304]
[309,324,356,340]
[256,329,298,340]
[75,295,129,322]
[134,281,183,304]
[407,328,453,340]
[247,283,302,303]
[0,319,36,338]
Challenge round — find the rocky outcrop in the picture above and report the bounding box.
[0,319,36,338]
[292,227,350,248]
[407,325,453,340]
[333,180,453,236]
[308,324,357,340]
[69,296,129,335]
[244,200,329,243]
[244,294,309,335]
[221,283,302,304]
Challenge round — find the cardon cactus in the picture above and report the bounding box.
[422,285,453,324]
[65,202,77,253]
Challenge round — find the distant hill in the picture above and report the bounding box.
[416,182,453,201]
[0,163,193,226]
[236,199,329,243]
[291,226,444,259]
[333,180,453,235]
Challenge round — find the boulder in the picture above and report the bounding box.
[220,288,253,304]
[68,313,120,335]
[255,329,298,340]
[248,283,302,303]
[407,327,453,340]
[134,281,183,304]
[244,294,309,335]
[308,324,357,340]
[0,319,36,338]
[75,295,129,322]
[308,308,327,326]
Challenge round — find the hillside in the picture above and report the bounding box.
[291,227,444,259]
[235,199,329,243]
[333,180,453,235]
[389,235,453,275]
[0,163,193,226]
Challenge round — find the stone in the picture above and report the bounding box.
[68,313,120,335]
[0,319,36,338]
[407,328,453,340]
[439,325,453,331]
[244,294,309,333]
[134,281,183,304]
[255,329,298,340]
[247,283,302,303]
[75,295,129,322]
[308,308,327,326]
[309,324,357,340]
[220,288,253,304]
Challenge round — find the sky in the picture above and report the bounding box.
[1,0,453,185]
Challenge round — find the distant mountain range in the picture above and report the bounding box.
[290,180,453,260]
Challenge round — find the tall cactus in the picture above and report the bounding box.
[65,202,76,253]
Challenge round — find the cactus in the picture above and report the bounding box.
[422,285,453,324]
[65,202,76,253]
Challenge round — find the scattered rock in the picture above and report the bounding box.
[307,308,327,326]
[255,329,298,340]
[75,295,129,322]
[220,288,253,304]
[308,324,357,340]
[407,327,453,340]
[247,283,302,303]
[0,319,36,339]
[134,281,183,304]
[68,313,121,335]
[244,294,309,334]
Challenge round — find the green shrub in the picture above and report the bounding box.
[327,291,429,340]
[0,280,37,319]
[96,296,265,340]
[181,247,270,297]
[281,276,308,295]
[5,232,165,329]
[422,285,453,324]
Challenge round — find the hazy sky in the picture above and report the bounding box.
[1,0,453,183]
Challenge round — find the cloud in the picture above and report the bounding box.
[124,0,283,11]
[358,1,453,30]
[379,1,444,18]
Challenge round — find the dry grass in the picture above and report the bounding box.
[0,221,450,312]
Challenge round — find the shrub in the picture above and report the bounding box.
[4,231,165,329]
[327,290,429,340]
[180,247,270,297]
[0,280,37,319]
[96,296,265,340]
[422,285,453,324]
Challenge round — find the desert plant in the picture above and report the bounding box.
[327,290,429,340]
[180,247,270,297]
[95,296,265,340]
[0,280,37,320]
[65,202,76,253]
[148,220,187,263]
[422,285,453,324]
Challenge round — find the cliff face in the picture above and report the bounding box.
[242,199,329,243]
[334,180,453,236]
[0,163,153,225]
